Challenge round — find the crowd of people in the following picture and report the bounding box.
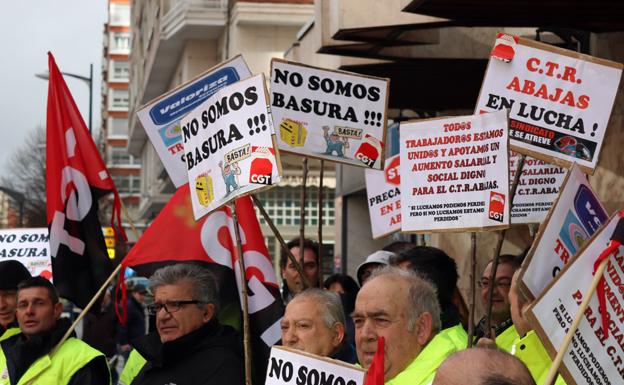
[0,239,567,385]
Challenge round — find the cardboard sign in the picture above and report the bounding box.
[365,154,401,238]
[181,74,281,219]
[526,213,624,385]
[0,228,52,279]
[400,110,510,233]
[519,163,608,300]
[270,59,389,169]
[137,56,252,187]
[265,346,365,385]
[510,151,567,224]
[476,35,623,173]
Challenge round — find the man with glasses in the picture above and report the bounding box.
[119,264,244,385]
[475,254,521,349]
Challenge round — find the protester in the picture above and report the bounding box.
[280,238,320,304]
[353,266,462,384]
[475,254,521,349]
[0,277,110,384]
[504,270,567,385]
[355,250,394,286]
[324,273,359,346]
[391,246,464,330]
[119,263,244,385]
[432,348,536,385]
[82,287,120,383]
[0,260,31,341]
[117,282,148,360]
[281,288,357,363]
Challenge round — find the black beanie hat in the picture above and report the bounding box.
[0,260,32,290]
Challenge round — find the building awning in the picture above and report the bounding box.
[341,59,488,111]
[403,0,624,32]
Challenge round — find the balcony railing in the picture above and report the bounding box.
[161,0,228,39]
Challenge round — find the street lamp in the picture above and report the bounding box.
[0,186,25,227]
[36,64,94,133]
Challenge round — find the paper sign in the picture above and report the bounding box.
[476,35,623,173]
[526,213,624,385]
[137,55,252,187]
[265,346,365,385]
[181,74,281,219]
[365,154,401,238]
[519,163,608,300]
[0,228,52,279]
[510,151,567,224]
[270,59,389,169]
[400,110,510,233]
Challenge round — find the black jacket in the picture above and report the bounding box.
[0,317,110,385]
[130,318,245,385]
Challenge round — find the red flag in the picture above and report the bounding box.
[46,52,126,309]
[121,185,284,383]
[364,337,385,385]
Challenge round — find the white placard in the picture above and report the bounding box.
[476,35,622,173]
[0,228,52,279]
[510,151,566,224]
[527,213,624,385]
[181,74,281,219]
[400,110,510,233]
[519,163,608,300]
[265,346,365,385]
[137,56,252,187]
[270,59,389,169]
[365,154,401,238]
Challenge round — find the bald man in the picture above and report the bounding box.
[432,348,535,385]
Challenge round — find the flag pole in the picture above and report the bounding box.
[485,153,525,334]
[52,200,140,356]
[252,195,311,288]
[468,231,477,347]
[231,202,253,385]
[299,157,309,289]
[317,160,324,287]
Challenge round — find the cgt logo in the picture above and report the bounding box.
[488,191,506,223]
[250,158,273,185]
[384,155,400,185]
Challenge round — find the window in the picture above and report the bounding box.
[109,89,129,111]
[109,61,129,82]
[112,174,141,194]
[255,186,335,227]
[109,3,130,26]
[109,145,140,166]
[108,117,128,136]
[110,32,131,54]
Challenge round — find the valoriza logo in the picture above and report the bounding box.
[488,191,506,222]
[149,67,240,125]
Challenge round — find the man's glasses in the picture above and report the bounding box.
[147,300,203,315]
[478,279,512,290]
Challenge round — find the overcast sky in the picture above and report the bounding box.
[0,0,107,177]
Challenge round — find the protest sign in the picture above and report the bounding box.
[519,163,608,300]
[137,55,252,187]
[400,110,510,233]
[510,151,566,224]
[181,73,281,220]
[265,346,365,385]
[365,154,401,238]
[476,34,623,173]
[0,228,52,279]
[526,212,624,385]
[270,59,389,170]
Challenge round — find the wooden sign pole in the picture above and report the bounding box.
[318,159,324,287]
[468,232,477,347]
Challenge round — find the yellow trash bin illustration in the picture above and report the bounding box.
[195,174,215,207]
[279,119,307,147]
